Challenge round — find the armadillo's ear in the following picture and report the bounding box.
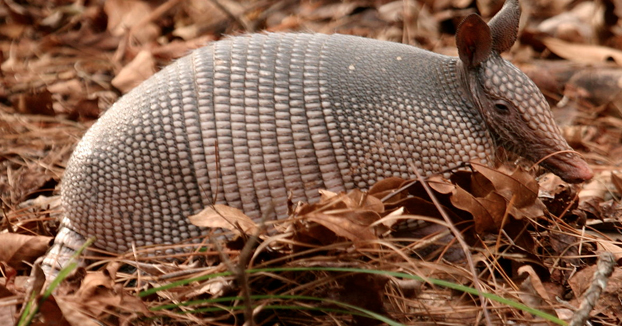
[456,14,492,68]
[488,0,521,53]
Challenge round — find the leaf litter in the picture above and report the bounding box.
[1,0,622,325]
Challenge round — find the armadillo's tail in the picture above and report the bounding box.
[40,220,89,279]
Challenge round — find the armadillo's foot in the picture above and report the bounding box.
[40,227,89,279]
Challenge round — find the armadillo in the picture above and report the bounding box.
[42,0,592,274]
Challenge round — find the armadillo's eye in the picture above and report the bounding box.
[494,101,510,114]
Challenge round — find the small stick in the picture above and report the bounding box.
[568,252,615,326]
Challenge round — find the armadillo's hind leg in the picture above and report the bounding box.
[40,218,89,279]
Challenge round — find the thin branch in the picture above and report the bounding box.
[568,252,615,326]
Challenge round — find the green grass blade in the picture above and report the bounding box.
[140,266,567,325]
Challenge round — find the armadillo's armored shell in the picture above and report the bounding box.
[60,33,493,253]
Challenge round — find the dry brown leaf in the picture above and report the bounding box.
[0,233,51,270]
[369,176,406,194]
[579,170,611,200]
[81,268,146,311]
[75,272,115,302]
[562,125,598,150]
[594,201,619,224]
[0,23,26,38]
[312,190,359,212]
[595,239,622,263]
[536,2,597,43]
[152,36,216,61]
[56,268,149,325]
[388,196,453,222]
[426,164,547,234]
[188,204,259,236]
[104,0,156,38]
[468,170,495,198]
[47,79,84,96]
[347,189,384,213]
[537,173,579,218]
[427,175,455,194]
[306,212,378,243]
[539,173,570,198]
[339,210,382,226]
[516,271,559,322]
[388,185,474,244]
[333,273,389,325]
[4,167,56,203]
[111,50,156,93]
[302,2,359,21]
[451,185,507,233]
[373,206,405,228]
[549,232,582,266]
[472,164,539,208]
[71,98,101,120]
[14,90,55,115]
[0,284,16,326]
[612,171,622,195]
[563,68,622,108]
[37,295,71,326]
[26,263,46,300]
[543,37,622,65]
[518,265,555,304]
[567,264,595,302]
[338,189,362,208]
[368,177,410,203]
[318,189,339,201]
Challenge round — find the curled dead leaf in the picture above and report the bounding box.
[579,170,611,200]
[368,176,409,201]
[451,185,507,233]
[14,90,55,115]
[427,175,455,194]
[56,268,150,324]
[347,189,384,213]
[543,37,622,65]
[472,163,539,208]
[517,265,555,304]
[189,204,259,236]
[372,206,405,228]
[38,296,72,326]
[0,284,17,326]
[471,164,546,220]
[111,50,156,93]
[612,171,622,194]
[319,189,339,201]
[516,271,559,320]
[0,233,52,270]
[537,173,580,219]
[306,211,378,244]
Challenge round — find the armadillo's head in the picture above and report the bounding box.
[455,0,592,183]
[474,56,592,183]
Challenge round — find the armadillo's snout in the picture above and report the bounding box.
[542,152,593,183]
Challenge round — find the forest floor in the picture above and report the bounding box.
[1,0,622,325]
